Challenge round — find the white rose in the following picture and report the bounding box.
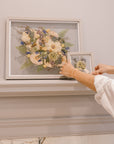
[45,39,53,51]
[36,39,40,50]
[21,32,30,43]
[26,44,32,50]
[49,31,59,38]
[30,53,43,65]
[53,41,62,52]
[34,30,40,39]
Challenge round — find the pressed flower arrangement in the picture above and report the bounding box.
[72,58,89,73]
[6,18,84,79]
[16,26,73,72]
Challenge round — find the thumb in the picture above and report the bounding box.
[92,70,102,75]
[67,59,71,63]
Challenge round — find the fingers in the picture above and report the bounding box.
[92,64,102,75]
[60,67,64,75]
[92,71,98,75]
[92,70,103,75]
[95,65,100,70]
[60,68,63,72]
[59,71,62,74]
[67,60,70,64]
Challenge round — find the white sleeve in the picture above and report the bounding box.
[94,75,114,117]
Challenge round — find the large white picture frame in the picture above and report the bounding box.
[6,17,81,79]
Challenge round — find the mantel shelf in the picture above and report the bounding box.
[0,79,95,97]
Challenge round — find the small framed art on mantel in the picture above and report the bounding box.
[69,52,94,74]
[6,17,81,79]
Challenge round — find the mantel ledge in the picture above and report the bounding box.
[0,80,95,97]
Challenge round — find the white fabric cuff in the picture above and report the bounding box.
[94,75,110,104]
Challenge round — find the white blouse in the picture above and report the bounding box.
[94,75,114,117]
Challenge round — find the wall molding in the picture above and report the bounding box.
[0,115,114,139]
[0,115,113,127]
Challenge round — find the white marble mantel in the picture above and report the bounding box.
[0,80,94,97]
[0,80,114,139]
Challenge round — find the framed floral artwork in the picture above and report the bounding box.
[69,53,93,74]
[6,17,81,79]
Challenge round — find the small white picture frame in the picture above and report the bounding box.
[69,52,94,73]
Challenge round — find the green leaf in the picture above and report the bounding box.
[55,56,62,65]
[21,59,32,69]
[16,46,27,54]
[58,29,68,38]
[64,42,74,47]
[50,35,58,42]
[59,38,65,44]
[31,47,38,52]
[61,48,67,53]
[46,56,49,62]
[29,31,34,42]
[37,64,44,72]
[40,51,45,56]
[25,26,31,35]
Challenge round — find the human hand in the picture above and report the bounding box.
[92,64,113,75]
[59,61,76,78]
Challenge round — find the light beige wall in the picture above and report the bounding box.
[0,0,114,79]
[0,0,114,142]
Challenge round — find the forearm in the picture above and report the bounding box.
[107,65,114,74]
[73,69,96,91]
